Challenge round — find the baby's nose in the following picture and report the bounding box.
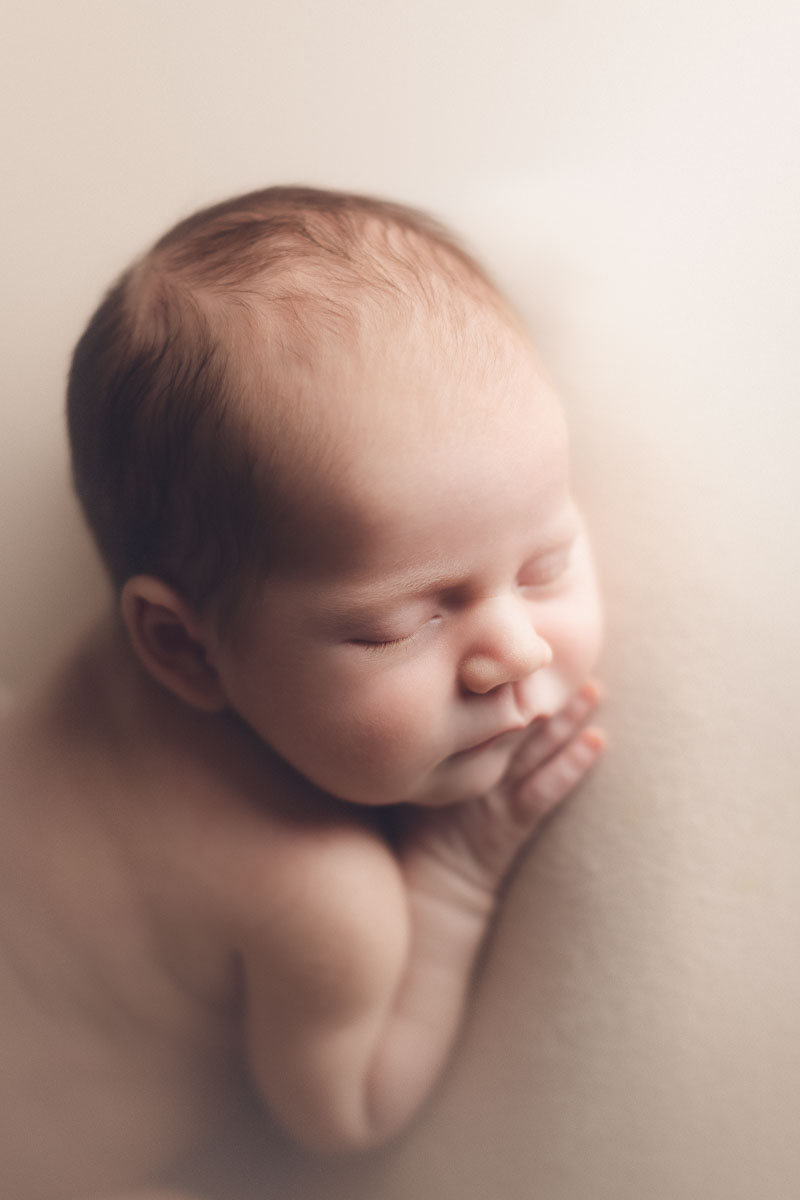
[459,599,552,695]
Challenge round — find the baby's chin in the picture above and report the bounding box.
[324,737,523,809]
[401,742,518,808]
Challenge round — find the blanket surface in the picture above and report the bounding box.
[2,4,798,1198]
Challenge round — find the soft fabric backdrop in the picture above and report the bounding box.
[2,3,798,1197]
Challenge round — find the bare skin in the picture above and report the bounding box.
[0,616,602,1200]
[4,244,606,1197]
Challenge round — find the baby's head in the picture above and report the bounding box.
[68,187,501,623]
[68,186,602,806]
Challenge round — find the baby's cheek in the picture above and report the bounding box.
[580,592,605,672]
[345,668,441,762]
[558,585,604,666]
[558,539,604,670]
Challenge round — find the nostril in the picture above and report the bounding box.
[460,653,508,694]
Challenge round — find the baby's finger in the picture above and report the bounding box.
[506,679,603,784]
[510,727,606,826]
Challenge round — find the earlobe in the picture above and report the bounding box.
[119,576,227,712]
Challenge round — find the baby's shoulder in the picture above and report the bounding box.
[225,801,409,1022]
[226,791,402,922]
[211,772,404,943]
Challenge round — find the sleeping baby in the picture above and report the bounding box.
[0,186,604,1199]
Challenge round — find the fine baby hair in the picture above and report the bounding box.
[66,186,505,625]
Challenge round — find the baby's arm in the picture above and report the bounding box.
[240,683,603,1153]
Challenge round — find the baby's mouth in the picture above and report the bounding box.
[456,726,524,756]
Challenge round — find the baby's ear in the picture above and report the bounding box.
[120,576,227,712]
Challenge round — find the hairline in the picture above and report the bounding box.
[68,187,524,639]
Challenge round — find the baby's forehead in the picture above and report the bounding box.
[244,281,542,436]
[235,298,566,567]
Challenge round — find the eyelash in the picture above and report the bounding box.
[352,631,417,651]
[519,552,572,590]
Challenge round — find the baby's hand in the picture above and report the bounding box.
[397,680,605,905]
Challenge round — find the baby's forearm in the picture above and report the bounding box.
[362,690,604,1145]
[362,849,496,1142]
[243,830,497,1154]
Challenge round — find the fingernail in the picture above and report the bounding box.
[583,727,607,751]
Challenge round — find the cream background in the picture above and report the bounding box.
[2,2,800,1197]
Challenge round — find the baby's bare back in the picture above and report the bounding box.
[0,629,296,1199]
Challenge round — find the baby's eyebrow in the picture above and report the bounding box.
[319,566,459,617]
[321,527,581,614]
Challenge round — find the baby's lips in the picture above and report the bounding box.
[529,678,604,730]
[526,713,549,733]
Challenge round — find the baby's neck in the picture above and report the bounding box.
[35,612,179,745]
[14,608,359,827]
[13,611,219,781]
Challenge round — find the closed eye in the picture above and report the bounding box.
[350,632,417,650]
[518,544,574,590]
[349,613,442,650]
